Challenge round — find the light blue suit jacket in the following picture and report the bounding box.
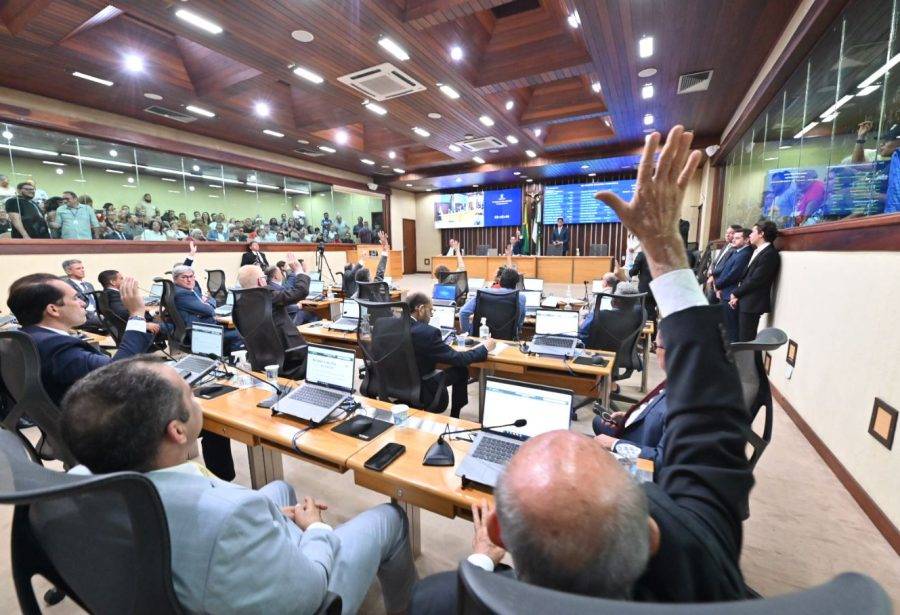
[147,470,340,614]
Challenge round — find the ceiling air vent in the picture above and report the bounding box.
[677,70,713,94]
[457,136,507,152]
[143,106,197,123]
[294,147,325,157]
[337,63,426,101]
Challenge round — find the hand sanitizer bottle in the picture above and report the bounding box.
[479,317,490,339]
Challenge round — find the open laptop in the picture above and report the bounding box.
[308,271,322,281]
[173,322,222,385]
[529,309,580,356]
[276,343,356,422]
[522,290,542,316]
[214,290,234,316]
[328,299,360,331]
[523,278,544,292]
[432,283,457,307]
[308,279,325,300]
[456,377,572,488]
[144,281,164,305]
[430,304,457,341]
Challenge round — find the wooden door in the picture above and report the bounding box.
[402,218,417,273]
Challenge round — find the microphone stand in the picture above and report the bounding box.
[199,353,292,408]
[423,419,526,466]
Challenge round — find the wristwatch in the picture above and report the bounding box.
[128,315,146,322]
[613,441,642,459]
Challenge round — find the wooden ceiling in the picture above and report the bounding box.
[0,0,802,190]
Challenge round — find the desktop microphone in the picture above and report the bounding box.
[197,353,290,405]
[583,280,590,302]
[423,419,527,467]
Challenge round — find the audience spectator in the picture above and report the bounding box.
[103,221,131,240]
[4,181,50,238]
[141,219,166,241]
[61,259,105,333]
[240,240,269,268]
[207,222,227,241]
[56,191,101,239]
[0,174,14,198]
[0,209,11,235]
[358,220,374,243]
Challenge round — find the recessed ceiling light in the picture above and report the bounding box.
[127,177,135,183]
[192,164,200,171]
[526,178,534,182]
[105,169,124,174]
[379,37,410,61]
[588,172,596,177]
[567,11,581,28]
[448,144,462,152]
[592,82,602,93]
[644,113,654,125]
[109,149,118,157]
[334,130,349,145]
[581,164,590,170]
[489,149,499,153]
[473,156,485,164]
[360,158,375,165]
[186,104,216,118]
[455,177,462,182]
[175,8,223,34]
[533,128,542,137]
[291,30,314,43]
[426,188,433,192]
[779,145,792,149]
[450,45,463,61]
[439,85,460,99]
[318,145,336,153]
[54,167,64,175]
[479,115,494,127]
[364,101,387,115]
[208,184,222,189]
[506,135,519,144]
[263,129,284,137]
[639,35,654,58]
[41,160,65,166]
[72,71,113,86]
[393,168,405,174]
[144,92,162,100]
[505,100,515,110]
[641,83,654,99]
[188,186,195,191]
[638,68,657,78]
[123,53,144,73]
[405,183,413,187]
[525,149,536,158]
[254,101,271,117]
[428,112,442,119]
[297,139,309,144]
[412,126,430,137]
[513,171,521,176]
[293,66,324,84]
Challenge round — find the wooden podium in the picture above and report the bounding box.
[352,244,404,280]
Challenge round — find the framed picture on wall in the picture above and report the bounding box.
[764,351,772,375]
[786,339,798,367]
[868,398,897,450]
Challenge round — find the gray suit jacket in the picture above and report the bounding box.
[148,469,340,614]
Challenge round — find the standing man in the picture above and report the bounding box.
[729,221,780,342]
[353,216,365,237]
[61,259,105,333]
[57,191,101,239]
[4,181,50,239]
[0,174,14,199]
[550,217,570,255]
[706,224,741,302]
[321,212,332,235]
[714,229,753,342]
[333,213,348,237]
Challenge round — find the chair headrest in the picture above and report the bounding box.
[730,328,788,352]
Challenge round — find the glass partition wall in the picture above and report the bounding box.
[722,0,900,231]
[0,121,384,242]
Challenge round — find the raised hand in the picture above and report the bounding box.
[857,120,873,139]
[595,125,701,277]
[189,239,197,257]
[120,276,146,317]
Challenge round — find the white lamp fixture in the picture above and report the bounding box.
[525,149,537,158]
[479,115,494,127]
[641,83,654,99]
[360,158,375,165]
[643,113,654,125]
[186,105,216,118]
[448,144,462,152]
[254,101,270,117]
[412,126,430,137]
[123,53,144,73]
[364,101,387,115]
[334,130,349,145]
[293,66,324,84]
[639,36,654,58]
[567,11,580,28]
[592,82,602,93]
[450,46,463,61]
[439,84,460,99]
[109,149,118,157]
[263,129,284,137]
[379,37,410,61]
[473,156,485,164]
[505,100,515,110]
[318,145,336,153]
[174,8,223,34]
[388,150,396,159]
[533,128,542,137]
[393,168,405,174]
[72,71,113,86]
[506,135,519,144]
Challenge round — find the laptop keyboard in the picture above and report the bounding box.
[472,437,520,464]
[288,386,345,408]
[533,335,574,348]
[178,355,215,373]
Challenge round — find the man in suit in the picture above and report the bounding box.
[6,273,154,405]
[714,229,753,342]
[171,264,243,354]
[412,125,754,611]
[550,217,570,254]
[236,252,310,379]
[729,220,780,342]
[706,224,742,302]
[60,357,417,614]
[61,259,105,334]
[104,222,131,240]
[239,240,269,268]
[407,292,495,417]
[97,269,168,341]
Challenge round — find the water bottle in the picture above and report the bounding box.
[576,247,581,256]
[566,285,573,301]
[479,317,490,339]
[232,350,253,387]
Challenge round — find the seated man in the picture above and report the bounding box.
[579,281,639,343]
[60,357,417,614]
[350,232,390,298]
[407,292,495,417]
[97,269,167,339]
[237,253,309,378]
[171,264,243,353]
[458,267,526,335]
[412,125,754,610]
[6,273,154,404]
[60,259,106,334]
[267,263,320,326]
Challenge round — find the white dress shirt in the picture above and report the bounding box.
[746,242,771,268]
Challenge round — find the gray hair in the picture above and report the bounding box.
[495,470,651,599]
[614,281,639,296]
[172,265,194,280]
[601,272,617,286]
[61,259,82,272]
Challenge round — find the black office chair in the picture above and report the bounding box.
[589,243,609,256]
[439,270,469,306]
[356,280,391,303]
[546,244,564,256]
[471,289,521,340]
[475,244,491,256]
[232,287,306,380]
[154,278,191,354]
[206,269,227,306]
[584,291,647,408]
[356,300,448,413]
[91,290,125,347]
[456,560,891,615]
[0,330,76,467]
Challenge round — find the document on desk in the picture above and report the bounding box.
[489,342,509,356]
[541,296,559,307]
[403,417,448,434]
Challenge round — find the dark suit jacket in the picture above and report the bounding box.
[731,245,780,314]
[710,245,734,278]
[550,226,570,253]
[22,324,153,404]
[617,390,668,468]
[173,285,217,328]
[713,246,752,300]
[409,319,487,377]
[267,273,309,351]
[62,278,96,310]
[104,287,129,324]
[240,250,269,268]
[629,251,653,295]
[104,230,131,240]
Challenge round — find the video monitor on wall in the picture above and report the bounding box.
[541,180,632,224]
[434,188,522,228]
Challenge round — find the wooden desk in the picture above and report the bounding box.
[298,322,362,355]
[300,297,341,320]
[430,255,613,284]
[78,330,117,349]
[329,288,404,302]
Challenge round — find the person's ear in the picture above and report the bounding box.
[647,516,661,557]
[487,509,506,549]
[164,419,189,445]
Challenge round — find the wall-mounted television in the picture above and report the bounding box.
[434,188,522,229]
[541,180,633,224]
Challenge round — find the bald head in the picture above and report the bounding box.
[237,264,264,289]
[495,430,651,598]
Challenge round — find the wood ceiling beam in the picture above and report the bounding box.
[403,0,508,29]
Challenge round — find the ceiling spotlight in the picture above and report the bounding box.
[360,158,375,165]
[72,71,113,86]
[188,186,196,191]
[143,92,162,100]
[643,113,654,125]
[473,156,485,164]
[388,150,396,159]
[55,167,64,175]
[533,128,542,137]
[473,184,479,188]
[364,101,387,116]
[254,101,270,117]
[513,171,521,176]
[426,188,433,192]
[334,130,349,145]
[186,104,216,118]
[506,135,519,144]
[450,46,463,61]
[428,112,443,119]
[641,83,654,99]
[505,100,515,111]
[263,129,285,137]
[439,85,460,99]
[379,37,410,61]
[297,139,309,144]
[479,115,494,127]
[293,66,324,84]
[638,68,657,78]
[393,168,405,174]
[175,8,223,34]
[123,53,145,73]
[109,149,118,157]
[567,11,581,28]
[291,30,315,43]
[592,81,602,93]
[449,144,462,152]
[412,126,430,137]
[191,164,200,171]
[318,145,336,153]
[525,149,537,158]
[127,177,135,183]
[639,35,654,58]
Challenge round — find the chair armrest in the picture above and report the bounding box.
[421,369,444,382]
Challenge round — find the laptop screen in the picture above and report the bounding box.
[467,277,485,290]
[341,299,360,319]
[535,309,579,336]
[432,284,456,301]
[225,291,234,306]
[383,276,392,286]
[523,290,542,308]
[306,344,356,391]
[191,322,224,358]
[308,271,321,281]
[430,305,456,329]
[149,282,164,297]
[482,377,572,440]
[308,280,324,295]
[523,278,544,292]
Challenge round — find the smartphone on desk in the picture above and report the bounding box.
[364,443,406,472]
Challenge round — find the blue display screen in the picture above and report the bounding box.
[542,181,633,224]
[483,189,522,227]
